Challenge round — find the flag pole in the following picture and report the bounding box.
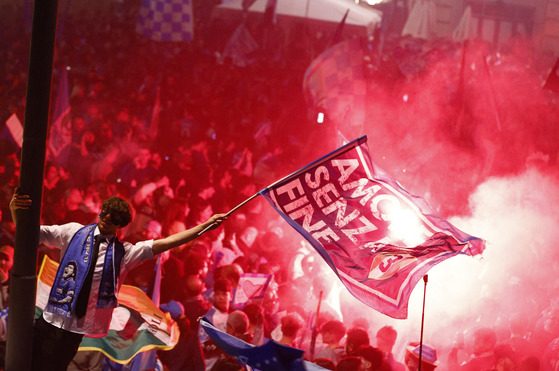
[309,290,323,361]
[266,135,367,190]
[199,135,368,236]
[418,275,428,371]
[482,55,502,132]
[197,193,260,236]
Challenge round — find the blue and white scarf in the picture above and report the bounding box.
[46,223,125,318]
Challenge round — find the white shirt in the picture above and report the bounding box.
[39,222,154,337]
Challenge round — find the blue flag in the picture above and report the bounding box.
[200,318,328,371]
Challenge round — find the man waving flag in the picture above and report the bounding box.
[259,136,485,319]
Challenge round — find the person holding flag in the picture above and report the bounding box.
[9,189,227,371]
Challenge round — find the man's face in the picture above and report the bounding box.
[0,253,13,277]
[135,149,151,168]
[199,261,209,280]
[98,211,120,235]
[321,331,334,345]
[214,290,231,313]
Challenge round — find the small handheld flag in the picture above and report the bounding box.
[233,273,272,309]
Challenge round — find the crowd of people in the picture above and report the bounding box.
[1,0,559,370]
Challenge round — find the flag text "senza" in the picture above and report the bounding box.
[274,158,428,248]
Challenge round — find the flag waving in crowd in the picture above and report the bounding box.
[200,318,328,371]
[136,0,194,42]
[233,273,272,309]
[259,136,485,319]
[303,38,367,139]
[35,256,179,364]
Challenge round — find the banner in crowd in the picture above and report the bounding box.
[5,113,23,148]
[36,256,179,363]
[136,0,194,42]
[49,68,72,166]
[259,136,486,319]
[303,38,367,136]
[200,318,327,371]
[221,23,259,67]
[233,273,272,309]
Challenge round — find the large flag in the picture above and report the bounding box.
[303,38,367,138]
[200,318,328,371]
[48,68,72,166]
[136,0,194,42]
[259,136,485,319]
[233,273,272,309]
[36,256,179,363]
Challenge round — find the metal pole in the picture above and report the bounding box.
[418,275,428,371]
[5,0,59,369]
[309,290,323,361]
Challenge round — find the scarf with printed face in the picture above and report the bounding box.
[45,223,125,318]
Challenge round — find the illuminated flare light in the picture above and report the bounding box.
[384,205,429,247]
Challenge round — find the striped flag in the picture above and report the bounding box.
[259,136,485,319]
[136,0,194,42]
[36,256,179,364]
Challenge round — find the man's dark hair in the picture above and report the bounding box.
[210,355,243,371]
[358,346,384,369]
[314,358,336,370]
[280,313,304,338]
[242,302,264,325]
[377,325,398,346]
[101,197,133,227]
[346,327,370,356]
[320,320,347,342]
[183,251,207,276]
[347,327,370,348]
[214,277,233,294]
[337,356,362,371]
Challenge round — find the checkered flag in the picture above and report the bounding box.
[136,0,194,42]
[303,38,367,132]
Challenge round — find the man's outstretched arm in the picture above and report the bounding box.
[152,214,226,255]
